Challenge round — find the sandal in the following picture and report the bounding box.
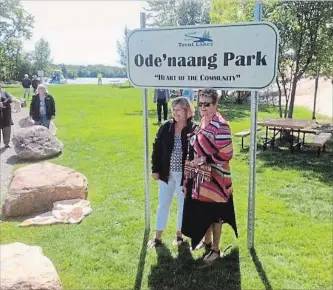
[194,240,212,251]
[172,236,184,246]
[203,249,221,265]
[147,238,163,248]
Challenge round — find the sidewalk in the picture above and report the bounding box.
[0,107,29,207]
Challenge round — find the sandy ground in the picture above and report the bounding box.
[294,78,333,119]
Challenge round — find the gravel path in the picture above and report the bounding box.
[0,107,29,207]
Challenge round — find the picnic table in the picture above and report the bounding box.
[257,118,315,152]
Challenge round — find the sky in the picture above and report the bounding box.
[22,0,145,66]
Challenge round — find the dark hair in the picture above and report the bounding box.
[200,89,219,104]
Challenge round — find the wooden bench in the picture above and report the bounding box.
[311,132,332,157]
[235,128,261,149]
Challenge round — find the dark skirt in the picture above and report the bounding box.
[182,179,238,249]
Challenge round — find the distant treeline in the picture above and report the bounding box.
[53,64,127,79]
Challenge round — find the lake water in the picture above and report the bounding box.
[48,77,128,85]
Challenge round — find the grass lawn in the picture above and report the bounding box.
[1,84,332,289]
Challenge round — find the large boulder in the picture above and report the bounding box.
[0,242,63,290]
[18,117,58,135]
[12,125,62,160]
[3,162,88,217]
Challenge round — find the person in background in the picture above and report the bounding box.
[22,74,32,99]
[182,88,194,103]
[0,86,13,148]
[182,89,238,265]
[153,88,170,125]
[30,84,55,129]
[148,97,196,248]
[97,73,103,85]
[31,75,40,94]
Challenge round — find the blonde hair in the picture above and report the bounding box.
[37,84,48,94]
[171,97,195,118]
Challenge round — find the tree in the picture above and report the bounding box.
[145,0,210,27]
[0,0,34,81]
[211,0,259,105]
[145,0,178,26]
[32,38,52,74]
[60,63,68,78]
[177,0,210,26]
[210,0,256,23]
[16,53,33,81]
[116,26,130,70]
[211,0,333,118]
[305,23,333,119]
[269,1,333,118]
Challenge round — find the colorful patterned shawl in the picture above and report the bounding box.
[191,112,233,203]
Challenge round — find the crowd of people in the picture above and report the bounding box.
[150,88,237,265]
[0,78,56,149]
[22,74,41,99]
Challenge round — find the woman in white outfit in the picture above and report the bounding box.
[148,97,196,248]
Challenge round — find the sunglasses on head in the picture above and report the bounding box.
[198,102,214,108]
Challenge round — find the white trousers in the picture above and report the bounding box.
[155,171,184,232]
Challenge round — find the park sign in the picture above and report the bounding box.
[127,22,279,90]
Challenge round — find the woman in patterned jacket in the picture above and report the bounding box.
[182,89,238,265]
[148,97,196,248]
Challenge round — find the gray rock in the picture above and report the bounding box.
[18,117,57,135]
[12,126,63,160]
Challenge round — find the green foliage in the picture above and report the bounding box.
[32,38,52,74]
[306,24,333,79]
[145,0,210,27]
[60,64,68,78]
[0,0,34,81]
[210,0,257,23]
[0,0,34,42]
[49,64,126,78]
[116,26,130,69]
[210,0,333,118]
[177,0,210,25]
[145,0,178,26]
[269,1,333,118]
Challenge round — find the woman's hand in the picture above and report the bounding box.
[190,156,205,167]
[152,173,159,180]
[190,158,199,167]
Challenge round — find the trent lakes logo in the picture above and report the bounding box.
[178,30,213,48]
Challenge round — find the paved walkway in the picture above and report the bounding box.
[0,107,29,207]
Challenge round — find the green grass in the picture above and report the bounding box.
[1,85,332,290]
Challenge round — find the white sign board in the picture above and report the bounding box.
[127,22,279,90]
[37,70,44,77]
